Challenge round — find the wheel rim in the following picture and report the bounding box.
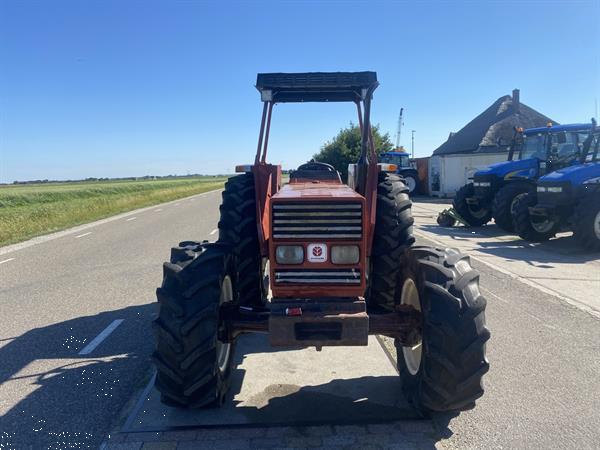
[262,258,271,299]
[405,176,416,193]
[531,217,555,233]
[468,202,489,220]
[217,275,233,373]
[510,195,522,216]
[400,278,422,376]
[595,211,600,240]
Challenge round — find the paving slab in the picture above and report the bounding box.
[123,334,417,432]
[411,200,600,316]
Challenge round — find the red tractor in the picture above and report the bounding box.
[153,72,490,415]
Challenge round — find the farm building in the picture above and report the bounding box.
[429,89,555,197]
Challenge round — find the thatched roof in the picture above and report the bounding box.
[433,90,556,156]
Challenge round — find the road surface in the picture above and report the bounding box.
[0,191,598,449]
[0,191,222,449]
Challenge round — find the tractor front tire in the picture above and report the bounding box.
[153,242,236,408]
[573,195,600,251]
[492,182,533,232]
[396,246,490,415]
[512,192,558,242]
[367,172,415,311]
[218,173,265,307]
[452,184,492,227]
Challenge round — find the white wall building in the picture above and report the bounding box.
[429,152,506,198]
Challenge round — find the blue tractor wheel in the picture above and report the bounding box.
[573,195,600,251]
[512,192,559,242]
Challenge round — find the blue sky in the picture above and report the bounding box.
[1,0,599,182]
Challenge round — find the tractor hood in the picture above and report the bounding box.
[273,182,364,200]
[539,163,600,185]
[474,158,538,180]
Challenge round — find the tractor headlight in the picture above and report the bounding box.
[275,246,304,264]
[331,245,360,264]
[583,177,600,184]
[537,186,548,192]
[473,182,491,187]
[547,187,563,193]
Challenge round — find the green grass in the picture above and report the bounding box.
[0,177,227,246]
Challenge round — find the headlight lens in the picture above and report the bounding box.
[474,181,491,187]
[547,187,563,193]
[331,245,360,264]
[537,186,547,192]
[276,245,304,264]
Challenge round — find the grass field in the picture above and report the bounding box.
[0,177,227,246]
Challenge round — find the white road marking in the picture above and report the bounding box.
[210,228,218,235]
[125,217,137,222]
[154,208,162,212]
[75,232,92,239]
[0,258,15,264]
[78,319,124,355]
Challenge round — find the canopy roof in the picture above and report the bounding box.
[256,72,378,103]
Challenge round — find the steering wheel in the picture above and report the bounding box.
[296,162,337,173]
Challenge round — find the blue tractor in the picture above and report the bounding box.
[452,122,593,231]
[511,120,600,249]
[379,150,419,194]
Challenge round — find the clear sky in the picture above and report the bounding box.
[1,0,599,182]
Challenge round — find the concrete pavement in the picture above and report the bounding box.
[410,199,600,317]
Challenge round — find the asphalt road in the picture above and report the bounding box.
[0,190,223,449]
[1,191,599,449]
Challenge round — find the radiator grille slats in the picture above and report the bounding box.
[272,202,362,239]
[275,268,361,285]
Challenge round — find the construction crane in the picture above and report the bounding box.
[395,108,404,150]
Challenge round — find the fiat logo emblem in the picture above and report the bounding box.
[307,243,327,262]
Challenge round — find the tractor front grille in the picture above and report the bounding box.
[274,268,361,285]
[272,202,362,239]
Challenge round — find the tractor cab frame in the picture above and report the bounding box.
[228,72,419,348]
[247,72,381,257]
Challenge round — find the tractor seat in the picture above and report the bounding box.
[289,161,342,182]
[556,143,576,158]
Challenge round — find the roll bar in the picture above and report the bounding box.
[254,72,379,192]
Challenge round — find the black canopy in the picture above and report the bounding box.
[256,72,378,103]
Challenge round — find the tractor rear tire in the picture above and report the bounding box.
[492,182,533,232]
[512,192,558,242]
[396,246,490,415]
[452,183,492,227]
[367,172,415,311]
[218,173,265,307]
[153,242,236,408]
[573,195,600,251]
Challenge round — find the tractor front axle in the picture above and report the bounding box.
[220,301,422,348]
